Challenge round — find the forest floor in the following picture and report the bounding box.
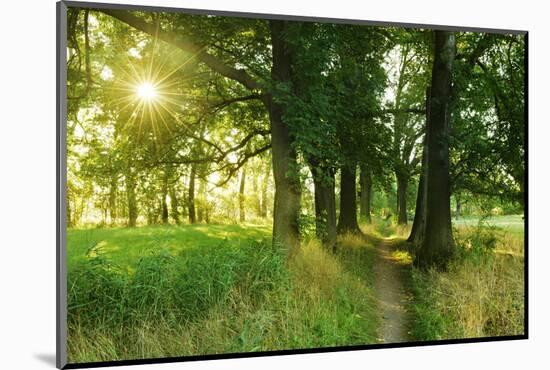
[373,238,413,343]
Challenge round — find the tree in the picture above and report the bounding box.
[359,165,373,223]
[415,31,456,269]
[384,38,428,225]
[408,87,430,245]
[239,166,247,222]
[99,10,302,253]
[450,34,525,206]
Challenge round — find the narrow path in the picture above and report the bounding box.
[373,239,411,343]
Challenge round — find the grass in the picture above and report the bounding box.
[67,214,525,362]
[453,214,524,233]
[408,216,525,340]
[67,223,272,270]
[67,224,380,363]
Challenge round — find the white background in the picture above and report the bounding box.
[0,0,547,369]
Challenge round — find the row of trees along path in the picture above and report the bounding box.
[68,10,523,343]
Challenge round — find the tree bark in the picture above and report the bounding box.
[266,20,301,254]
[252,167,262,217]
[337,163,361,235]
[239,166,246,223]
[408,87,431,245]
[359,165,372,223]
[261,160,271,218]
[415,31,456,269]
[197,176,205,223]
[408,147,427,244]
[169,185,180,224]
[309,160,337,250]
[396,173,408,225]
[260,161,271,218]
[188,164,196,224]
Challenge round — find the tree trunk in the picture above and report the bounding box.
[337,163,361,235]
[266,20,301,254]
[161,170,169,224]
[188,164,196,224]
[408,148,427,244]
[197,176,205,223]
[309,160,337,250]
[415,31,456,269]
[408,87,431,245]
[108,175,117,225]
[396,173,408,225]
[252,167,262,217]
[239,166,246,223]
[359,165,372,223]
[169,184,180,224]
[261,160,271,218]
[126,170,137,227]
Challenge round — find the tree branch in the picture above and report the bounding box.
[209,93,262,113]
[68,10,94,100]
[99,9,261,91]
[376,107,426,116]
[213,144,271,187]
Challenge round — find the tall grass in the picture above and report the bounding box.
[360,217,410,239]
[67,227,379,363]
[410,223,525,340]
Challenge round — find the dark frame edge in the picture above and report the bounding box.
[57,1,68,369]
[523,32,530,338]
[63,335,527,369]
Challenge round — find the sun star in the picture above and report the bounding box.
[136,82,158,101]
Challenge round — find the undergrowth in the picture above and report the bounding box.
[409,222,525,340]
[67,230,379,363]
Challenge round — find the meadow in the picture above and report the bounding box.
[66,214,524,362]
[67,223,380,362]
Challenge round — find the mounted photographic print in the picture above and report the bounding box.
[56,1,527,368]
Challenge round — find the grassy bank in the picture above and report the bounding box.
[67,225,379,363]
[409,219,525,340]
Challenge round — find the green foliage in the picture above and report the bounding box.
[297,213,318,240]
[65,6,525,362]
[67,225,380,362]
[454,216,499,260]
[451,34,525,204]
